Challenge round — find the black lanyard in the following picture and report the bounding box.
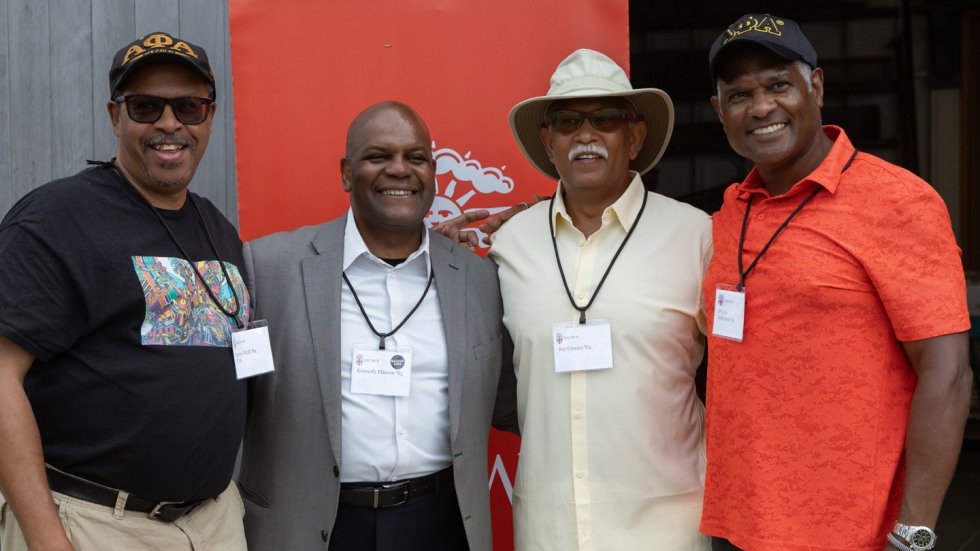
[343,267,434,350]
[736,150,858,291]
[106,161,244,328]
[549,188,647,325]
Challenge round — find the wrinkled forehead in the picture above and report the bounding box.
[546,96,634,114]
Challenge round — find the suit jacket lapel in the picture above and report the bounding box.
[430,231,466,445]
[302,215,347,467]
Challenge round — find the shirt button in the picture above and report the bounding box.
[757,213,766,220]
[576,291,585,299]
[573,411,583,420]
[575,471,585,478]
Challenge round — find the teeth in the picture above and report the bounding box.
[153,144,183,151]
[751,123,786,135]
[381,190,413,196]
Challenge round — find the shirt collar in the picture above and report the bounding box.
[737,125,856,200]
[342,209,431,272]
[552,171,646,236]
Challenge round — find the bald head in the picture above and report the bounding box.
[340,101,437,258]
[346,101,431,158]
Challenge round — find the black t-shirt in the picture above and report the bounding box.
[0,166,249,502]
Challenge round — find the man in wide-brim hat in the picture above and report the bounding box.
[487,48,713,550]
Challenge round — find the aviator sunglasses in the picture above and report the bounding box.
[544,108,636,135]
[114,95,213,125]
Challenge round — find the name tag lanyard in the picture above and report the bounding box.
[342,269,434,350]
[549,189,647,324]
[100,160,244,328]
[735,150,857,290]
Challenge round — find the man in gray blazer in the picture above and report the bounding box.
[238,101,518,551]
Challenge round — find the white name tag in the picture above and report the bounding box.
[712,285,745,342]
[552,319,613,373]
[350,345,413,396]
[232,321,276,379]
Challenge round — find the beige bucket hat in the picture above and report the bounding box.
[508,48,674,180]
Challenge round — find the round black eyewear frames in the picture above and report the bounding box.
[544,108,635,135]
[114,95,213,125]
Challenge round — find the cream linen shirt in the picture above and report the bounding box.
[489,174,712,551]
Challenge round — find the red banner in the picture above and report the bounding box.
[229,1,628,547]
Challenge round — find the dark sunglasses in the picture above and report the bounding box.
[544,108,635,134]
[114,95,213,125]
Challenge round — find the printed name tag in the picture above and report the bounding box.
[712,285,745,342]
[552,319,614,373]
[232,321,276,379]
[350,345,413,396]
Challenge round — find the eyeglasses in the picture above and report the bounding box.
[544,108,635,134]
[114,95,213,125]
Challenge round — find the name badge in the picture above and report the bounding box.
[552,319,613,373]
[232,320,276,379]
[350,344,413,396]
[712,285,745,342]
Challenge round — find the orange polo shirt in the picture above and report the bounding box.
[701,126,969,550]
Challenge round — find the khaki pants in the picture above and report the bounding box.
[0,481,246,551]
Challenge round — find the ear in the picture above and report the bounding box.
[108,100,122,137]
[539,127,556,164]
[206,102,217,134]
[628,120,648,160]
[811,67,825,108]
[710,95,725,125]
[340,157,353,193]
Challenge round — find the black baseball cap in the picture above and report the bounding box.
[709,14,817,80]
[109,32,215,99]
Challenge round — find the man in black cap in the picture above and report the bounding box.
[701,14,972,551]
[0,32,250,550]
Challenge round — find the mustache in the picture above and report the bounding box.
[142,133,194,149]
[568,143,608,162]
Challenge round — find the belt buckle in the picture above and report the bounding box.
[376,481,409,508]
[148,501,195,522]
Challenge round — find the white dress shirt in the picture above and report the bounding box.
[339,212,451,482]
[490,174,712,550]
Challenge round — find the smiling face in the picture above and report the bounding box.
[711,44,830,195]
[108,62,215,209]
[540,97,646,199]
[341,102,436,257]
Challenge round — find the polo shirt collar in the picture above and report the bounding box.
[552,171,645,236]
[737,125,856,200]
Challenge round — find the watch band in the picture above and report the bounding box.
[888,532,914,551]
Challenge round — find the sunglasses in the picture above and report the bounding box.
[114,95,213,125]
[544,108,635,135]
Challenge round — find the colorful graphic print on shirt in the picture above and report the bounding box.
[131,256,249,346]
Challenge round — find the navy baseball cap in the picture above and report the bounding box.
[709,14,817,80]
[109,32,215,99]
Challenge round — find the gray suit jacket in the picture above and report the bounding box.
[238,214,517,551]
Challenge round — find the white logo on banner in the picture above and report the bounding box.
[426,143,516,248]
[488,453,514,503]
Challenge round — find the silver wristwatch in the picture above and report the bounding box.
[890,522,937,551]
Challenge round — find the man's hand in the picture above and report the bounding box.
[431,195,546,249]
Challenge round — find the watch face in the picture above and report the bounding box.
[909,528,936,549]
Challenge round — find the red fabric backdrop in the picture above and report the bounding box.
[228,1,629,547]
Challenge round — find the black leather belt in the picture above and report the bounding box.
[338,467,450,508]
[45,466,204,522]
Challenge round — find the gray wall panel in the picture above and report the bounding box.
[50,0,95,178]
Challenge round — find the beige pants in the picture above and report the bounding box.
[0,481,247,551]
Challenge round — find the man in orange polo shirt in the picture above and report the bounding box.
[701,13,973,551]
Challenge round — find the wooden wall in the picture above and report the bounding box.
[0,0,238,226]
